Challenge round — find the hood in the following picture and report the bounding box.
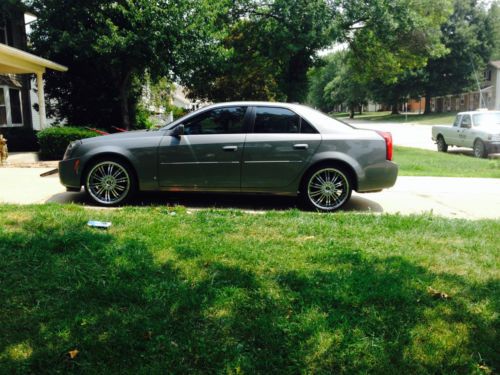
[81,129,163,143]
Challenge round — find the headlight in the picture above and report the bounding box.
[63,140,82,159]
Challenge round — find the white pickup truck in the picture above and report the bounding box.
[431,110,500,158]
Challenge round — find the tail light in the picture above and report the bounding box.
[376,131,393,161]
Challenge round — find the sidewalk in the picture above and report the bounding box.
[0,167,499,219]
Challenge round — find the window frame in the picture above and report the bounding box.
[0,86,23,128]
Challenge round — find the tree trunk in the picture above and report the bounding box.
[424,92,432,115]
[119,72,132,130]
[358,105,362,115]
[349,106,355,119]
[391,100,399,115]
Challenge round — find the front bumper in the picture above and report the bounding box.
[485,141,500,154]
[59,158,82,189]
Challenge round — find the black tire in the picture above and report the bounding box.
[300,164,353,212]
[84,157,137,206]
[436,135,448,152]
[473,139,488,159]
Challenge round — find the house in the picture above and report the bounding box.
[0,3,67,150]
[429,61,500,112]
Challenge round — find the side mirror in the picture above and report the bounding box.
[172,124,184,137]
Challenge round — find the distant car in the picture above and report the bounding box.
[432,110,500,158]
[59,102,398,211]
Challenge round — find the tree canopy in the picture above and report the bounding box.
[28,0,228,129]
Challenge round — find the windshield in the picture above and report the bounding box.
[472,113,500,127]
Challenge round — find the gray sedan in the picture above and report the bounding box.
[59,102,398,211]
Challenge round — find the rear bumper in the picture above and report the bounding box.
[59,158,82,189]
[358,161,398,192]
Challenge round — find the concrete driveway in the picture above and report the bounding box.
[1,167,499,219]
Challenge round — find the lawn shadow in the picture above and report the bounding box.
[0,217,496,373]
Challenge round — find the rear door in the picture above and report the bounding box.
[241,106,321,189]
[158,106,249,188]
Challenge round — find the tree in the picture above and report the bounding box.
[420,0,493,113]
[488,1,500,60]
[191,0,452,104]
[29,0,227,129]
[185,0,334,103]
[307,52,345,111]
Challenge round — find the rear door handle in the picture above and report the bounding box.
[223,145,238,152]
[293,144,309,150]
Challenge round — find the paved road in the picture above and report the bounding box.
[346,120,437,150]
[1,168,499,219]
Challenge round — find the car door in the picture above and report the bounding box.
[448,114,462,145]
[241,106,322,189]
[158,106,249,188]
[458,114,472,147]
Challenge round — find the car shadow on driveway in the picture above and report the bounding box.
[46,191,384,213]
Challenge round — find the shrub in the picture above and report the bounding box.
[37,126,100,160]
[135,105,155,129]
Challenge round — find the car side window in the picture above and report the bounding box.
[453,115,462,127]
[300,119,319,134]
[254,107,300,133]
[460,115,471,129]
[183,107,247,135]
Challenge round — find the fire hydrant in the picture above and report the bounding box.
[0,134,8,165]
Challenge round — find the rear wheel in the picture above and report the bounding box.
[300,165,352,212]
[84,158,136,206]
[436,135,448,152]
[473,139,488,158]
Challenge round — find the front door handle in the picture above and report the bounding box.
[223,145,238,152]
[293,144,309,150]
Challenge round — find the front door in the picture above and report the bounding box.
[457,114,472,147]
[241,106,321,189]
[158,106,249,188]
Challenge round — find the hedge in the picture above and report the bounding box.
[37,127,100,160]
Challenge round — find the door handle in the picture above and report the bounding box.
[222,145,238,152]
[293,144,309,150]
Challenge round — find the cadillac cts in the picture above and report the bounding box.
[59,102,398,211]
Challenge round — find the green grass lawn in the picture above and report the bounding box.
[0,205,498,374]
[334,111,457,125]
[395,146,500,178]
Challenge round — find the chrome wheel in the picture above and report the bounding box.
[86,161,131,205]
[307,168,350,211]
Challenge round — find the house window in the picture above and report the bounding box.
[0,86,23,127]
[484,69,492,81]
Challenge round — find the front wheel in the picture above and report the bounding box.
[84,159,136,206]
[473,140,488,159]
[300,166,353,212]
[436,136,448,152]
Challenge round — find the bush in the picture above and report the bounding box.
[37,126,100,160]
[135,105,155,129]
